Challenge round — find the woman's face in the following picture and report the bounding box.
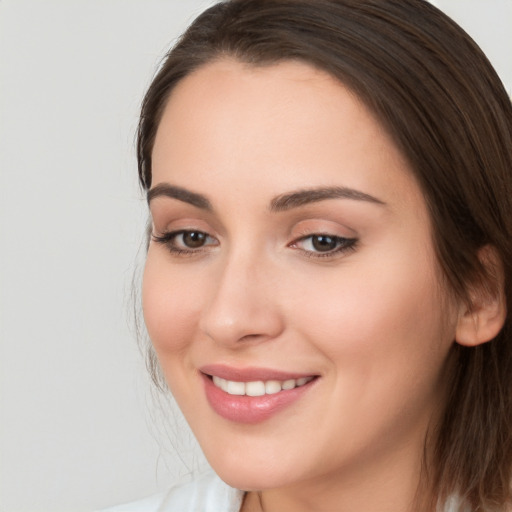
[143,59,459,492]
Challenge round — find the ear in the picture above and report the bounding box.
[455,245,507,347]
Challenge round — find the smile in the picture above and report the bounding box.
[211,375,315,396]
[200,366,319,424]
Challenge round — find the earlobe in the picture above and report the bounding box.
[455,245,507,347]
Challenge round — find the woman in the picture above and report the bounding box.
[108,0,512,510]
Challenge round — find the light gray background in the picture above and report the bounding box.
[0,1,510,511]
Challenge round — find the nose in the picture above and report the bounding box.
[199,251,284,347]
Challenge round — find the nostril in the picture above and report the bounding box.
[239,333,265,342]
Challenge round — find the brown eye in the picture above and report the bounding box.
[291,233,358,258]
[182,231,208,248]
[152,229,218,255]
[311,235,338,252]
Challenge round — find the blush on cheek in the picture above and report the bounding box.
[303,256,443,363]
[142,263,201,354]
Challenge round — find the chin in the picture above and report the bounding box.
[206,453,300,491]
[215,469,289,492]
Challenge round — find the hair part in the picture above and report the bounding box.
[137,0,512,508]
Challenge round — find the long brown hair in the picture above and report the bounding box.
[137,0,512,508]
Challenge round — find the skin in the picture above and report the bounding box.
[143,59,462,512]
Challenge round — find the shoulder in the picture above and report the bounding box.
[98,470,245,512]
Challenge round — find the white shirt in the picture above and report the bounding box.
[99,471,244,512]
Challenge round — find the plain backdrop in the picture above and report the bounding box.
[0,1,510,511]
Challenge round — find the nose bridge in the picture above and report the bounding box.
[199,244,283,346]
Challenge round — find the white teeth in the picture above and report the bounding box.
[211,376,314,396]
[246,381,266,396]
[282,379,296,390]
[265,380,282,395]
[226,380,245,395]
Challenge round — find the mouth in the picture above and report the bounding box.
[200,365,319,424]
[209,375,315,396]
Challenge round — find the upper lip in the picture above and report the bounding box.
[199,364,318,382]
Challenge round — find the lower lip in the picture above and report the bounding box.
[202,373,317,424]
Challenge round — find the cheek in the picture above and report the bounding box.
[142,252,202,356]
[291,248,454,378]
[287,251,456,454]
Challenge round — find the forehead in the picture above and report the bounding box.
[151,58,424,213]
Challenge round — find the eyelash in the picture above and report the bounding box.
[290,234,358,258]
[152,230,358,259]
[152,230,218,256]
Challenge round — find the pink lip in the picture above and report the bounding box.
[200,364,315,382]
[199,365,318,424]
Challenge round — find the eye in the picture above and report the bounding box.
[179,231,209,248]
[291,234,357,257]
[152,229,218,254]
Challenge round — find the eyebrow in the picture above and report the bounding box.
[147,183,385,212]
[147,183,212,210]
[270,186,386,212]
